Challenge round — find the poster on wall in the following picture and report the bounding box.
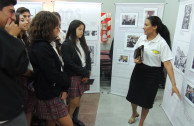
[120,13,138,27]
[143,8,158,23]
[181,3,193,31]
[88,44,96,66]
[101,12,111,43]
[117,54,130,64]
[124,33,143,50]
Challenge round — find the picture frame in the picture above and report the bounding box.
[173,45,187,74]
[143,8,158,23]
[181,3,193,31]
[184,84,194,107]
[117,54,130,64]
[124,33,143,50]
[120,13,138,27]
[88,44,96,66]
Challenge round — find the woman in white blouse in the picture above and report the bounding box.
[126,16,182,126]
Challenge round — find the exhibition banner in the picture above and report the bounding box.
[162,0,194,125]
[111,3,164,96]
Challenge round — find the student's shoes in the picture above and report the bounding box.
[73,119,85,126]
[128,114,139,124]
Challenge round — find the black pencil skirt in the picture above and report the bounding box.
[126,63,163,109]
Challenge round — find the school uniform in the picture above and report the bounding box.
[126,34,173,109]
[0,27,28,125]
[29,40,70,120]
[61,38,91,98]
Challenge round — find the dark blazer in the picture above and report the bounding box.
[61,38,91,78]
[0,27,28,121]
[29,40,70,100]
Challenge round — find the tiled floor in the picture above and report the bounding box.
[79,81,172,126]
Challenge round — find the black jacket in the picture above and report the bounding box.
[29,40,70,100]
[0,27,29,121]
[61,39,91,77]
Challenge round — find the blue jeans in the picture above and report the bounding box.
[1,111,27,126]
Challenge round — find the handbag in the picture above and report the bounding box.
[133,45,144,61]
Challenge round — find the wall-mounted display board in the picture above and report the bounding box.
[111,3,164,96]
[162,0,194,126]
[54,2,101,93]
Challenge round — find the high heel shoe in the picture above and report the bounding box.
[128,114,139,124]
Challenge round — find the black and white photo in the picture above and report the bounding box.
[84,30,90,36]
[143,8,158,23]
[88,44,96,65]
[174,46,187,73]
[120,13,138,27]
[124,33,142,50]
[182,4,192,31]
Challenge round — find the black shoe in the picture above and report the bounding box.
[73,119,85,126]
[72,107,85,126]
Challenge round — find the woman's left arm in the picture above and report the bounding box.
[163,60,182,100]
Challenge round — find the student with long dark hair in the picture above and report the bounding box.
[29,11,73,126]
[61,20,91,126]
[126,16,182,126]
[15,10,37,126]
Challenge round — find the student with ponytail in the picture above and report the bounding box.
[126,16,181,126]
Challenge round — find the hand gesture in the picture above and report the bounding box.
[81,77,89,83]
[171,86,182,100]
[61,92,68,100]
[5,18,21,37]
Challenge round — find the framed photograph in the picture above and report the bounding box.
[124,33,143,50]
[88,44,96,66]
[120,13,138,27]
[185,84,194,107]
[117,54,130,64]
[181,4,193,31]
[143,8,158,23]
[84,26,98,40]
[84,30,90,36]
[174,46,187,74]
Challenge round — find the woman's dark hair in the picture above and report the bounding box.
[16,7,30,14]
[28,11,59,45]
[15,13,29,50]
[147,16,171,49]
[0,0,16,10]
[66,20,90,56]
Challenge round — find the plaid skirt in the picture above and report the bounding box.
[68,76,90,98]
[37,96,68,120]
[22,77,37,113]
